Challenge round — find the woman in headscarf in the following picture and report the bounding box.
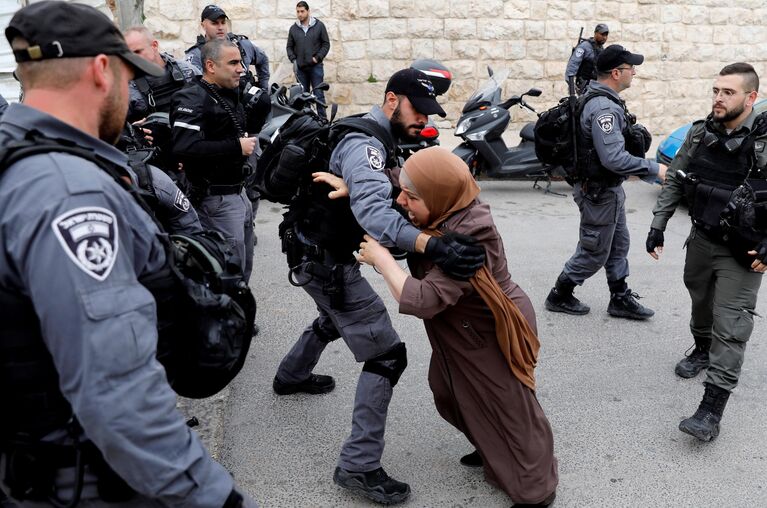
[356,146,558,507]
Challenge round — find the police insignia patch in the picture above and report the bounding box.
[52,207,119,281]
[366,146,385,171]
[597,114,614,134]
[174,189,191,212]
[575,48,584,57]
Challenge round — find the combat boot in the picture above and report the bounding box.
[272,373,335,395]
[607,289,654,320]
[544,273,590,315]
[459,450,483,467]
[678,383,730,442]
[333,466,410,505]
[675,336,711,378]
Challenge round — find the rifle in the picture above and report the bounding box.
[571,27,585,55]
[568,76,579,172]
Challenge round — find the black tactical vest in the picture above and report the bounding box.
[133,57,188,114]
[687,122,755,189]
[576,39,602,82]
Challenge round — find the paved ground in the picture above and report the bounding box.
[180,171,767,508]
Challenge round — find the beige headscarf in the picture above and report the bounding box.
[403,147,540,390]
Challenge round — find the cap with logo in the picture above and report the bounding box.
[385,68,446,118]
[201,5,228,21]
[594,23,609,34]
[596,44,644,73]
[5,0,162,78]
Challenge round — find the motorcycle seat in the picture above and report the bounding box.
[519,122,536,142]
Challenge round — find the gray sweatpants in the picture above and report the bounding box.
[197,189,254,282]
[276,260,403,472]
[563,184,630,287]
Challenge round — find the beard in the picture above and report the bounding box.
[98,64,128,145]
[390,104,423,143]
[712,101,746,123]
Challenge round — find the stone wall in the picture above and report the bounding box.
[145,0,767,137]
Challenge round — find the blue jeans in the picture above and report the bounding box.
[294,62,326,118]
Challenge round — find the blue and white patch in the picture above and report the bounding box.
[597,113,615,134]
[174,189,191,212]
[575,47,585,58]
[366,145,385,171]
[52,207,118,281]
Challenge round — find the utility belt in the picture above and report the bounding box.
[189,183,244,205]
[2,437,134,505]
[580,175,622,199]
[280,223,353,310]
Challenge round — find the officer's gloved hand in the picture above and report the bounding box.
[425,232,486,280]
[646,228,664,259]
[223,488,259,508]
[748,238,767,272]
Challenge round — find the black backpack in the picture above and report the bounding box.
[255,110,397,204]
[534,90,619,180]
[0,132,255,399]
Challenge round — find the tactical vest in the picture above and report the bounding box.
[576,39,601,82]
[133,56,188,114]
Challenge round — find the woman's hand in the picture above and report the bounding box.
[312,171,348,199]
[357,234,393,267]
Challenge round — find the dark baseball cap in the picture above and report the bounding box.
[596,44,644,73]
[201,5,228,21]
[5,1,162,78]
[595,23,609,34]
[385,68,446,118]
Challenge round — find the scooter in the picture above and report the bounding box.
[452,67,565,193]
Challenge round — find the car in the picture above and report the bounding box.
[656,99,767,165]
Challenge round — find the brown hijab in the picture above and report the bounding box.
[403,147,541,390]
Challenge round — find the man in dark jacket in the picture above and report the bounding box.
[286,1,330,118]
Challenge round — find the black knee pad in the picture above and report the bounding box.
[313,317,340,343]
[362,343,407,387]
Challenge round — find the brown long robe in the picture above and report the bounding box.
[399,200,558,504]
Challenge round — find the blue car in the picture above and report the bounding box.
[656,99,767,165]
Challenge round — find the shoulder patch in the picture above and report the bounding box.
[52,207,119,281]
[366,145,385,171]
[597,113,615,134]
[575,47,585,58]
[174,189,191,212]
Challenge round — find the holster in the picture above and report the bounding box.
[305,262,345,310]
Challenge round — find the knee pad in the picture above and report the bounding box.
[362,343,407,387]
[312,317,340,344]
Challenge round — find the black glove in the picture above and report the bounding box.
[646,228,664,253]
[751,238,767,263]
[424,232,486,280]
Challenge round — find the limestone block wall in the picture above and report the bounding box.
[144,0,767,137]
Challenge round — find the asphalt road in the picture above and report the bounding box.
[188,173,767,508]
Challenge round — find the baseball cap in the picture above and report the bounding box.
[201,5,228,21]
[385,68,446,118]
[596,44,644,73]
[5,1,162,78]
[595,23,609,34]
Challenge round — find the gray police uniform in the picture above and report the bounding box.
[651,110,765,392]
[565,39,602,94]
[186,37,270,91]
[562,82,659,287]
[128,52,199,122]
[0,103,235,506]
[276,105,420,472]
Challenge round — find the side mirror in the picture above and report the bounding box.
[315,82,330,92]
[526,88,543,97]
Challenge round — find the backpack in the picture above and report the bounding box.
[533,90,619,181]
[0,132,255,399]
[255,110,398,204]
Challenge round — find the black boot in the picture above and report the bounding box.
[607,289,654,320]
[459,450,483,467]
[272,373,335,395]
[544,273,590,315]
[513,491,557,507]
[674,336,711,378]
[679,383,730,441]
[333,466,411,505]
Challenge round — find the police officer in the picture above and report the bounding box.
[272,68,485,505]
[647,63,767,442]
[186,5,270,104]
[170,39,257,282]
[0,2,254,506]
[124,26,199,123]
[545,45,667,319]
[565,24,609,95]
